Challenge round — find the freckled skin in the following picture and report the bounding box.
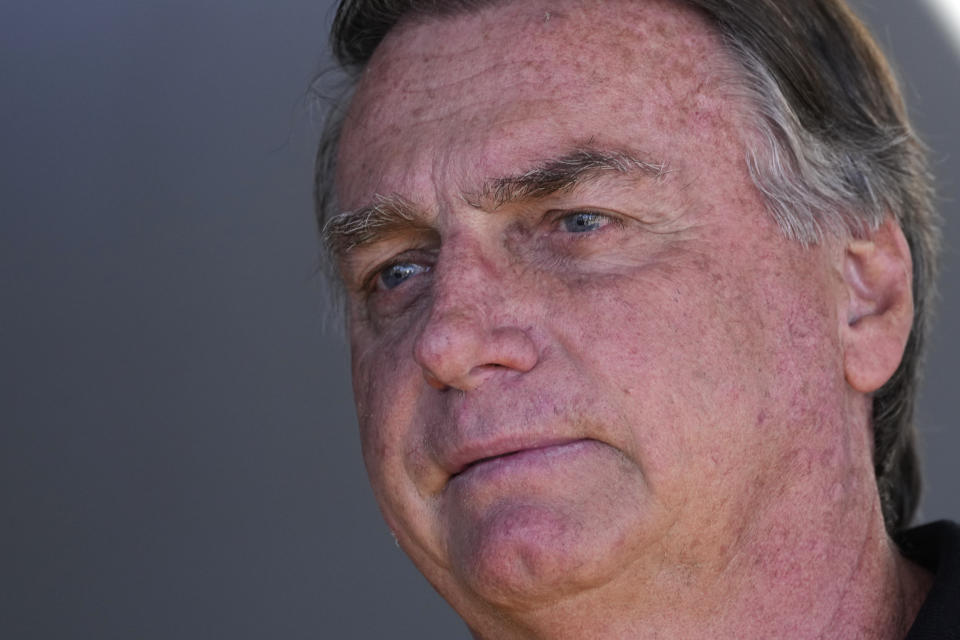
[336,1,929,638]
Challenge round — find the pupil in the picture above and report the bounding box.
[566,212,602,232]
[381,263,423,289]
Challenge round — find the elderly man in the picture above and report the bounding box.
[315,0,957,637]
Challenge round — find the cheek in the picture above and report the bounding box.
[545,242,838,473]
[351,355,432,543]
[549,252,749,391]
[350,329,416,471]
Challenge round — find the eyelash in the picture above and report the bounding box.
[554,210,617,235]
[362,248,435,294]
[363,210,618,293]
[371,260,430,292]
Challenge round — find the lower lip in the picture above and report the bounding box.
[451,439,599,485]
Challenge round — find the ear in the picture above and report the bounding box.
[841,217,914,393]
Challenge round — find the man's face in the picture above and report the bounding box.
[335,0,855,616]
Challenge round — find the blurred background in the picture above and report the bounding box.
[2,1,957,637]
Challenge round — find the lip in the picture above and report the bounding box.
[445,437,594,479]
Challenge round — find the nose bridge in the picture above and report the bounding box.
[412,230,537,391]
[430,232,503,320]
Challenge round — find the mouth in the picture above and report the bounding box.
[449,438,595,481]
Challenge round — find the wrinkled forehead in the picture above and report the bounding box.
[356,1,649,99]
[335,0,738,208]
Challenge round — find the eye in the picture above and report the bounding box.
[376,261,430,291]
[561,211,610,233]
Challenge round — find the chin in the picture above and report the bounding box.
[448,499,635,610]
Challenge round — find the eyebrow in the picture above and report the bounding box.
[323,147,667,258]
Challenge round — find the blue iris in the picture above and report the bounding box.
[563,212,607,233]
[379,262,428,290]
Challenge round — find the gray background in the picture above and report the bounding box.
[1,1,957,637]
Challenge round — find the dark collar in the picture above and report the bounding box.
[897,520,960,638]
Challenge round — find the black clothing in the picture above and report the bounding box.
[901,520,960,638]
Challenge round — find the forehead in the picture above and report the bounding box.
[335,0,741,211]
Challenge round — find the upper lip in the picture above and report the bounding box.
[443,436,591,477]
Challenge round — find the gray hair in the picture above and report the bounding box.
[313,0,940,533]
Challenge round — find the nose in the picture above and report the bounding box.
[412,245,539,392]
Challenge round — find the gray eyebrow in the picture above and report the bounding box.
[323,147,667,258]
[323,193,424,257]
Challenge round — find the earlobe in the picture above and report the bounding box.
[841,217,914,393]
